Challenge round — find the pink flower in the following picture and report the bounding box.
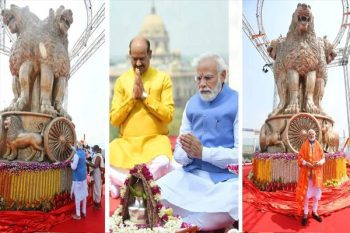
[156,203,163,210]
[124,179,129,186]
[151,186,161,195]
[181,222,191,228]
[161,214,168,222]
[130,167,138,174]
[141,165,151,175]
[227,164,238,174]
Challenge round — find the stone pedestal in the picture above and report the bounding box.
[260,113,336,153]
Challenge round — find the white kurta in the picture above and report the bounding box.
[70,153,88,202]
[157,105,239,221]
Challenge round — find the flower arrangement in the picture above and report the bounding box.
[110,164,191,232]
[0,160,70,174]
[251,152,348,192]
[0,190,72,212]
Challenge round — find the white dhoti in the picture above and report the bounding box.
[93,168,102,203]
[157,169,238,230]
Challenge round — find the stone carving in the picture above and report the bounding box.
[40,6,73,118]
[1,4,73,117]
[259,3,339,153]
[3,115,44,161]
[267,3,336,116]
[321,120,339,152]
[260,120,287,153]
[0,5,76,163]
[1,5,41,112]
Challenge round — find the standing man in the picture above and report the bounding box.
[110,36,174,197]
[296,129,325,226]
[87,145,104,209]
[157,53,239,231]
[70,141,88,220]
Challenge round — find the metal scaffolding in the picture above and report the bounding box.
[243,0,350,135]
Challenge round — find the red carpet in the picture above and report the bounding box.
[51,194,105,233]
[0,192,105,233]
[243,165,350,232]
[109,196,120,216]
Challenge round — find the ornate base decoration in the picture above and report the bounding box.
[251,152,348,192]
[0,4,76,214]
[0,160,72,211]
[110,164,197,233]
[0,112,76,162]
[260,113,337,153]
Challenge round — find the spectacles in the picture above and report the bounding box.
[194,74,216,83]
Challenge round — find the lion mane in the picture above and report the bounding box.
[5,115,24,142]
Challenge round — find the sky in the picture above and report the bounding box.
[0,0,108,147]
[110,0,229,62]
[243,0,349,139]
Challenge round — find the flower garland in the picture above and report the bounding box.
[0,190,72,212]
[0,160,70,174]
[110,164,191,232]
[251,152,348,191]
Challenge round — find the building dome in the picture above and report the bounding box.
[140,15,165,36]
[140,8,168,39]
[139,5,170,63]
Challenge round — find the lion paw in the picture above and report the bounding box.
[305,99,319,114]
[15,97,28,111]
[40,104,57,116]
[6,153,17,161]
[57,109,72,120]
[285,103,300,114]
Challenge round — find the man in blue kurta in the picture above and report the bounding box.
[157,53,239,231]
[70,141,88,220]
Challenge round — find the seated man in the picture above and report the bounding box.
[109,36,174,197]
[158,53,239,231]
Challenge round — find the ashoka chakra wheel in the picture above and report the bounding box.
[286,113,321,153]
[44,117,76,162]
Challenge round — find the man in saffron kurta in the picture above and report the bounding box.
[296,129,325,226]
[109,36,174,197]
[158,53,238,231]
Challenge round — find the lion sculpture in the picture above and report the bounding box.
[321,120,339,152]
[1,5,41,112]
[39,6,73,118]
[3,115,44,162]
[1,5,73,118]
[267,3,336,116]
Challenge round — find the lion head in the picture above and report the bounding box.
[4,115,24,141]
[268,37,285,60]
[323,38,337,64]
[289,3,315,36]
[1,4,40,34]
[55,6,73,35]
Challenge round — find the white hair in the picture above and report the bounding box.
[308,129,316,135]
[76,141,83,149]
[195,52,227,77]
